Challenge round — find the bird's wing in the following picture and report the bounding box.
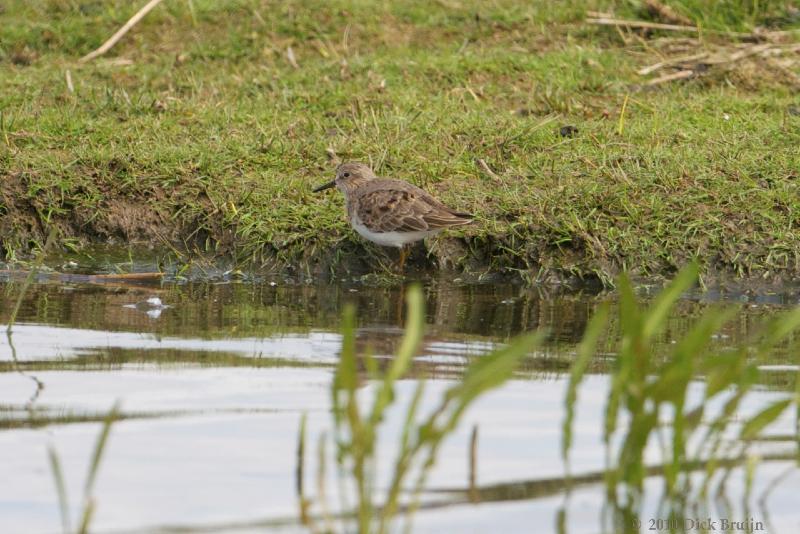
[355,186,472,233]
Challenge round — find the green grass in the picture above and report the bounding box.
[626,0,800,31]
[563,263,800,531]
[1,1,799,283]
[299,269,799,531]
[303,284,543,533]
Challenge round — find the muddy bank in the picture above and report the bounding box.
[2,185,799,290]
[0,184,623,287]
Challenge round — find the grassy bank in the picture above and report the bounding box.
[1,0,799,284]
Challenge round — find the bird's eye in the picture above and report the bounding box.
[343,172,351,178]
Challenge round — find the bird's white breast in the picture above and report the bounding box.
[350,216,439,247]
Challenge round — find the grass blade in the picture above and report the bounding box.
[756,307,800,354]
[47,446,71,534]
[333,304,359,396]
[77,501,95,534]
[740,399,792,441]
[447,330,547,411]
[78,401,120,534]
[370,285,425,427]
[649,306,738,402]
[641,262,698,342]
[563,302,609,463]
[605,274,638,445]
[297,412,307,497]
[388,285,425,382]
[83,401,119,496]
[297,413,313,529]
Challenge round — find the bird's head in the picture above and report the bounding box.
[313,162,376,194]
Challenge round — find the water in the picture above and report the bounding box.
[1,275,798,533]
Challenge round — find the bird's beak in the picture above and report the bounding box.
[312,180,336,193]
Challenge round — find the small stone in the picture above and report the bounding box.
[559,125,579,138]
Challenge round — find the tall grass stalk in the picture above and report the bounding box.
[563,263,800,531]
[49,401,120,534]
[306,284,545,533]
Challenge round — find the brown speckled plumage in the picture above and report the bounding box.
[313,162,473,264]
[349,178,473,234]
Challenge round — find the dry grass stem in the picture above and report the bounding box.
[475,159,500,181]
[643,0,694,26]
[287,46,300,69]
[79,0,165,62]
[637,52,708,76]
[645,69,695,86]
[64,70,74,93]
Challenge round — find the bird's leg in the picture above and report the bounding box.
[397,245,409,272]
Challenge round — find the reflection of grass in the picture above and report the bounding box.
[300,285,544,533]
[429,451,798,505]
[564,263,800,532]
[5,230,57,333]
[0,403,206,430]
[4,229,57,413]
[7,267,795,532]
[295,274,798,532]
[0,347,335,373]
[1,404,134,430]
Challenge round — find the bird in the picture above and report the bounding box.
[313,162,473,271]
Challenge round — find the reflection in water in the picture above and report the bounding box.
[2,280,796,382]
[0,278,798,534]
[4,279,599,340]
[122,296,170,319]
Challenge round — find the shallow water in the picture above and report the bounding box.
[1,276,798,534]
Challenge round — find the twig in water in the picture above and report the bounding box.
[79,0,166,62]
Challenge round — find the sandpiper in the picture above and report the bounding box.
[313,162,473,270]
